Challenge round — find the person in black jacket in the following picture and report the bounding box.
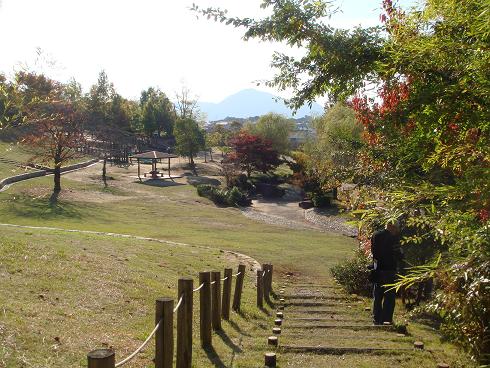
[371,221,403,325]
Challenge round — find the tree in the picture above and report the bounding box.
[227,132,281,178]
[195,0,490,361]
[175,85,199,120]
[21,74,85,193]
[174,118,205,169]
[247,113,294,153]
[140,87,176,137]
[303,102,362,191]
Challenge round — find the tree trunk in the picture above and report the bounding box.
[102,157,107,187]
[209,149,213,162]
[204,150,207,163]
[54,166,61,192]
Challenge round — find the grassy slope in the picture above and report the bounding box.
[0,163,475,367]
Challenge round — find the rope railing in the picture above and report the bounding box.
[87,263,273,368]
[114,319,162,367]
[173,295,184,313]
[193,283,205,293]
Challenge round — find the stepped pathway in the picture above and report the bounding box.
[271,274,451,368]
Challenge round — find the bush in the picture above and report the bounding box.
[311,192,331,207]
[330,249,372,296]
[196,184,250,207]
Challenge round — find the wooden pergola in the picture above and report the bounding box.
[132,151,178,180]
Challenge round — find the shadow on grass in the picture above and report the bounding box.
[227,319,252,337]
[136,179,185,188]
[216,330,243,353]
[204,345,227,368]
[259,306,272,316]
[6,193,83,220]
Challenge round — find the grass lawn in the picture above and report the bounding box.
[0,162,475,367]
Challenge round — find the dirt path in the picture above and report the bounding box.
[241,198,357,236]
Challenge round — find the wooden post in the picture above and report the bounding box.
[199,272,212,348]
[87,349,115,368]
[211,271,222,331]
[155,298,173,368]
[263,264,271,301]
[177,278,193,368]
[257,269,264,308]
[232,264,246,312]
[269,264,274,295]
[265,352,277,367]
[222,268,232,320]
[268,336,278,347]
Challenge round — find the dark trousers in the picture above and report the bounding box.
[372,271,396,324]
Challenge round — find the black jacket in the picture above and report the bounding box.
[371,229,403,271]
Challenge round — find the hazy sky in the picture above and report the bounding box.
[0,0,418,103]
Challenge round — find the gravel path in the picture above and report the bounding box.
[240,199,358,237]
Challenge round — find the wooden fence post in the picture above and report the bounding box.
[211,271,222,331]
[222,268,232,320]
[87,349,115,368]
[257,269,264,308]
[263,264,271,301]
[269,264,274,295]
[232,264,246,312]
[177,278,193,368]
[199,271,212,348]
[155,298,174,368]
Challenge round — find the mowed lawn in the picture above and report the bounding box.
[0,163,357,367]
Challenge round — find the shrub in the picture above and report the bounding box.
[226,186,251,206]
[330,249,372,296]
[311,192,331,207]
[196,184,250,207]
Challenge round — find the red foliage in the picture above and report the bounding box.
[227,132,281,177]
[351,81,411,146]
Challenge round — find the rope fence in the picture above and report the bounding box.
[87,263,274,368]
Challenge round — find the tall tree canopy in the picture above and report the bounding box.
[174,117,205,167]
[140,87,176,137]
[194,0,490,361]
[246,112,295,153]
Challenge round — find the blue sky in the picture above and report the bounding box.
[0,0,420,103]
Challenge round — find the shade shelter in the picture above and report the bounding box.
[132,151,178,180]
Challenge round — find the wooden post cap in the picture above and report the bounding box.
[279,298,285,303]
[87,349,115,359]
[274,319,282,326]
[87,349,115,368]
[437,363,449,368]
[364,307,371,311]
[383,322,392,325]
[396,333,406,337]
[414,341,424,349]
[268,336,278,346]
[265,352,277,367]
[276,312,284,319]
[272,327,281,335]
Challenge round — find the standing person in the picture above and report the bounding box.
[371,221,403,325]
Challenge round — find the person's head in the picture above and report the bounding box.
[386,220,400,236]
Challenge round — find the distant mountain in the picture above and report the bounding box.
[199,89,323,122]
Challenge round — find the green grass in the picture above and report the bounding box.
[0,162,476,367]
